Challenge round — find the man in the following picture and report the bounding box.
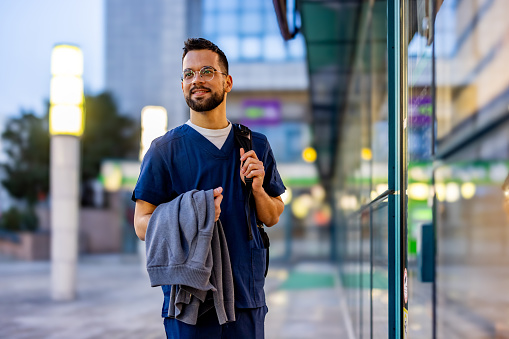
[132,38,285,339]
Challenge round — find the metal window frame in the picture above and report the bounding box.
[387,0,406,338]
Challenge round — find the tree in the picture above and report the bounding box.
[0,92,140,230]
[0,111,50,206]
[81,92,140,182]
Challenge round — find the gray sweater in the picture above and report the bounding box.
[145,189,235,325]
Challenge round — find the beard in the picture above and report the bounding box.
[185,85,226,112]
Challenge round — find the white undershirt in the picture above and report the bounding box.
[186,120,232,149]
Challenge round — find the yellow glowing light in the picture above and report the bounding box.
[376,184,389,195]
[408,183,429,201]
[461,182,476,200]
[281,188,293,205]
[51,45,83,76]
[445,182,460,203]
[50,76,84,105]
[302,147,317,163]
[371,190,378,200]
[140,106,168,161]
[361,148,372,161]
[101,162,123,192]
[49,105,84,136]
[311,185,325,203]
[49,45,84,136]
[291,194,313,219]
[339,195,358,210]
[435,183,446,202]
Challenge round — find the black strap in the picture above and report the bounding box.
[233,123,270,277]
[233,124,254,241]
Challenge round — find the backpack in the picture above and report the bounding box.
[233,123,270,278]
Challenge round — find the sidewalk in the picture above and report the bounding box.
[0,254,350,339]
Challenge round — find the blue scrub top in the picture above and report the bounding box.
[132,124,286,310]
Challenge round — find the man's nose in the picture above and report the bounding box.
[191,73,205,84]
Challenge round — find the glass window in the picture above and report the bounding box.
[263,35,286,61]
[240,12,263,35]
[434,1,509,337]
[241,0,262,11]
[203,0,216,11]
[202,0,304,62]
[218,0,238,11]
[288,35,305,59]
[265,11,280,34]
[241,37,262,59]
[217,36,240,61]
[203,15,215,35]
[217,12,238,34]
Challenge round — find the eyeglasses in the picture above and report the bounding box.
[181,66,228,83]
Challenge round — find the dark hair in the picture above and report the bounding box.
[182,38,229,75]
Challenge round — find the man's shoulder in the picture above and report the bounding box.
[152,124,189,149]
[250,129,269,146]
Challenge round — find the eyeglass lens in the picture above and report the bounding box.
[182,67,215,83]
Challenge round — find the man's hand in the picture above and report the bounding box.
[240,148,265,192]
[213,187,223,222]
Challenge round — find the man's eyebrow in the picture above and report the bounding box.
[183,66,215,71]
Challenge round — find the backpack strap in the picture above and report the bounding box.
[233,123,254,241]
[233,123,270,277]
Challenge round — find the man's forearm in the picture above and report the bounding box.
[252,188,284,227]
[134,200,157,241]
[134,213,152,241]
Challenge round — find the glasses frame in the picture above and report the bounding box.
[181,66,228,83]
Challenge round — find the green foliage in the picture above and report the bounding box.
[0,112,50,206]
[81,92,140,182]
[0,92,140,231]
[0,207,38,232]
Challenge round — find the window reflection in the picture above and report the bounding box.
[434,1,509,337]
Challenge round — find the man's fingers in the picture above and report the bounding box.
[215,194,223,205]
[213,187,223,197]
[241,160,263,175]
[240,149,258,162]
[245,169,264,179]
[214,194,223,221]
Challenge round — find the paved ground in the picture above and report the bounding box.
[0,254,350,339]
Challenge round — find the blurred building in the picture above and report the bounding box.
[105,0,321,259]
[105,0,309,142]
[286,0,509,338]
[105,0,189,126]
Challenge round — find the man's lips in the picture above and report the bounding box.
[191,88,210,96]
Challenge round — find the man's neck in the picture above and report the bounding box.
[189,107,228,129]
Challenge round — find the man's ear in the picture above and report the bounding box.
[225,75,233,93]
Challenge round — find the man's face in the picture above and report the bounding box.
[181,50,231,112]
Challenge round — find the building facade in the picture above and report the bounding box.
[293,0,509,338]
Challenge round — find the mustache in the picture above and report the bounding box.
[190,85,211,93]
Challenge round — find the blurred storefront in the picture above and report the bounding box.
[282,0,509,338]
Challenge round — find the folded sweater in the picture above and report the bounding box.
[145,189,235,325]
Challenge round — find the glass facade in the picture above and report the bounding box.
[434,0,509,337]
[202,0,305,62]
[333,2,390,337]
[327,0,509,338]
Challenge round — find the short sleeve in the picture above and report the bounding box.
[131,143,172,206]
[262,142,286,197]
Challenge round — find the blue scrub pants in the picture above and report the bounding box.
[163,306,268,339]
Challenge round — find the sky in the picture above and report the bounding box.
[0,0,104,121]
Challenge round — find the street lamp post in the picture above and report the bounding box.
[139,106,168,161]
[137,106,167,269]
[49,44,84,300]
